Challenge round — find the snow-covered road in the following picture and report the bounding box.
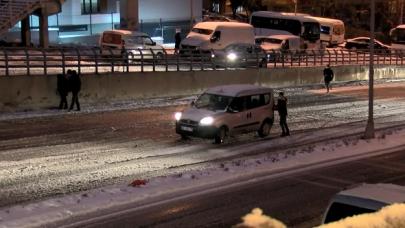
[1,81,405,208]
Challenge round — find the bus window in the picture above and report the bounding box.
[320,26,331,35]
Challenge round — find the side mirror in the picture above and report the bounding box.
[151,41,156,46]
[191,100,195,106]
[210,36,218,43]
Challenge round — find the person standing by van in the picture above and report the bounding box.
[276,92,290,137]
[174,28,182,54]
[323,64,334,93]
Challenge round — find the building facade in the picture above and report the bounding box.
[2,0,203,45]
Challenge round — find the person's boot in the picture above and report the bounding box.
[281,132,286,137]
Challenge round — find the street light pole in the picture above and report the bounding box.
[364,0,375,139]
[293,0,297,16]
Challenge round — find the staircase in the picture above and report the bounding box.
[0,0,63,37]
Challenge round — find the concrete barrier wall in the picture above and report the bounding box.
[1,65,405,112]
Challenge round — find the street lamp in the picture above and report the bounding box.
[364,0,375,139]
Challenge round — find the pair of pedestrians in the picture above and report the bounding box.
[57,69,81,111]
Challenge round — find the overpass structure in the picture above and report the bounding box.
[0,0,64,47]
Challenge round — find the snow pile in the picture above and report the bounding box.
[233,208,286,228]
[317,203,405,228]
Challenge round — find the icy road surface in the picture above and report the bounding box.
[1,81,405,207]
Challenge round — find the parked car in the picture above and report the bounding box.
[99,30,165,61]
[322,183,405,224]
[210,43,268,68]
[255,35,301,62]
[175,84,275,144]
[344,37,390,52]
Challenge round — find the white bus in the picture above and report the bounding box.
[390,24,405,50]
[308,16,345,47]
[250,11,322,50]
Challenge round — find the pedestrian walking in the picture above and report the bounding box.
[276,92,290,137]
[174,28,182,54]
[68,70,81,111]
[323,64,334,93]
[121,39,128,72]
[57,73,68,109]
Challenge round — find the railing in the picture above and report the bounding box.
[0,47,404,76]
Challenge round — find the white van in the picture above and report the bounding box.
[180,22,255,52]
[175,84,274,144]
[322,183,405,224]
[99,30,165,60]
[307,16,345,47]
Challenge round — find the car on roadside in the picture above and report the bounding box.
[344,37,391,53]
[211,43,268,68]
[174,84,275,144]
[99,30,165,61]
[322,183,405,224]
[255,35,301,62]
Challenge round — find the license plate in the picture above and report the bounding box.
[181,126,193,132]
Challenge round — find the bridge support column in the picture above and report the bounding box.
[39,8,49,48]
[119,0,139,30]
[21,16,31,47]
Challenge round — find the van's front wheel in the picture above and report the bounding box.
[214,126,228,144]
[258,120,272,138]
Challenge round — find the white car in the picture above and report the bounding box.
[99,30,165,61]
[322,183,405,224]
[175,84,275,144]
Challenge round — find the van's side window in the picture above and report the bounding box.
[263,94,270,105]
[247,95,261,109]
[211,31,221,42]
[229,97,245,112]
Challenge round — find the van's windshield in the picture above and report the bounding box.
[125,36,154,45]
[191,28,214,35]
[194,93,233,111]
[323,202,376,223]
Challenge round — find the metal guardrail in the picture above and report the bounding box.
[0,47,403,76]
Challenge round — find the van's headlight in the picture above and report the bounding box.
[200,116,214,126]
[174,112,182,121]
[227,52,237,61]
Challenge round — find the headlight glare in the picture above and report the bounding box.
[227,52,237,61]
[200,116,214,125]
[174,112,182,121]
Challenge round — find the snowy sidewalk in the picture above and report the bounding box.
[1,120,405,228]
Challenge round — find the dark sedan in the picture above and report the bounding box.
[344,37,391,52]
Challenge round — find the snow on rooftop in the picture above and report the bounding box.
[205,84,273,97]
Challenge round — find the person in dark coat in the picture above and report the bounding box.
[276,92,290,137]
[174,28,182,54]
[68,70,81,111]
[323,64,334,93]
[57,73,68,109]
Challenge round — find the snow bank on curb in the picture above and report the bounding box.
[1,128,405,228]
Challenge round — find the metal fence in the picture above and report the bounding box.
[0,47,404,76]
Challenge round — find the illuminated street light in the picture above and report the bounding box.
[364,0,375,139]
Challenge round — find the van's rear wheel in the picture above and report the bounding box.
[258,120,272,138]
[214,126,228,144]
